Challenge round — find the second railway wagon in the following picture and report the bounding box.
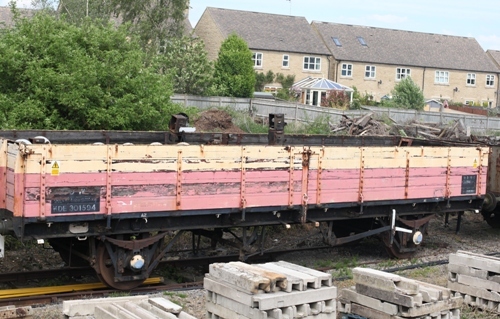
[0,122,489,289]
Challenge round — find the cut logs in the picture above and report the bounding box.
[331,113,470,141]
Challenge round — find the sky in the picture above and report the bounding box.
[2,0,500,51]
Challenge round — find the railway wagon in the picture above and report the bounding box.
[0,117,490,289]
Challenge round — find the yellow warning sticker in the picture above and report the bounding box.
[51,161,60,176]
[473,159,477,168]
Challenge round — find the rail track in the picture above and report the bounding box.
[0,278,202,308]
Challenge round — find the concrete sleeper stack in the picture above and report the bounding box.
[204,261,337,319]
[448,250,500,314]
[338,267,461,319]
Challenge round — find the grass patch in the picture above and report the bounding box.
[327,257,359,280]
[164,291,187,299]
[376,259,398,269]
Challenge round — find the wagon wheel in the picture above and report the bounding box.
[95,243,145,290]
[482,210,500,228]
[380,219,429,259]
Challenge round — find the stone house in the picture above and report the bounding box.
[194,7,331,91]
[0,6,35,29]
[311,21,500,107]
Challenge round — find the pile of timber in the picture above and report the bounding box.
[331,112,391,136]
[394,119,468,141]
[204,261,337,319]
[331,113,470,141]
[448,250,500,314]
[338,267,462,319]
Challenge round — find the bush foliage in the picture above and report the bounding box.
[0,12,177,130]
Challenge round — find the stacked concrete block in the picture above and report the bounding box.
[338,267,461,319]
[0,305,33,319]
[204,261,337,319]
[63,295,198,319]
[448,250,500,314]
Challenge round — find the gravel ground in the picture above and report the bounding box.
[17,212,500,318]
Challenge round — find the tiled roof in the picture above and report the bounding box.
[293,76,353,91]
[0,6,35,28]
[312,21,500,73]
[487,50,500,69]
[204,7,330,55]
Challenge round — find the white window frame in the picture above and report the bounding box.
[282,54,289,68]
[466,73,476,86]
[486,74,495,87]
[341,63,352,77]
[435,70,449,84]
[303,56,321,71]
[252,52,263,68]
[396,68,411,81]
[365,65,376,79]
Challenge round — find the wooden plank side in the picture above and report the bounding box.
[13,144,488,218]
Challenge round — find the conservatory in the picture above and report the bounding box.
[292,77,353,107]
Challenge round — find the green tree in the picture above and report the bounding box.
[160,35,213,96]
[55,0,189,55]
[212,34,255,98]
[254,70,274,92]
[109,0,189,54]
[0,13,176,130]
[390,77,425,110]
[275,73,295,100]
[56,0,113,25]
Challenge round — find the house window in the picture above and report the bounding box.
[396,68,411,80]
[487,74,495,87]
[465,100,474,106]
[466,73,476,85]
[435,71,449,84]
[303,56,321,71]
[252,52,263,67]
[341,64,352,77]
[282,55,289,68]
[365,65,376,78]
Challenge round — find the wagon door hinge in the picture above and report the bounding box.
[477,147,484,196]
[300,147,312,223]
[445,147,451,202]
[358,148,365,210]
[316,147,324,207]
[105,146,113,229]
[39,146,48,220]
[240,147,246,221]
[176,150,183,210]
[404,151,410,199]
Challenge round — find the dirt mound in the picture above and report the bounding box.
[193,109,245,133]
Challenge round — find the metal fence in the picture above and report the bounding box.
[171,94,500,135]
